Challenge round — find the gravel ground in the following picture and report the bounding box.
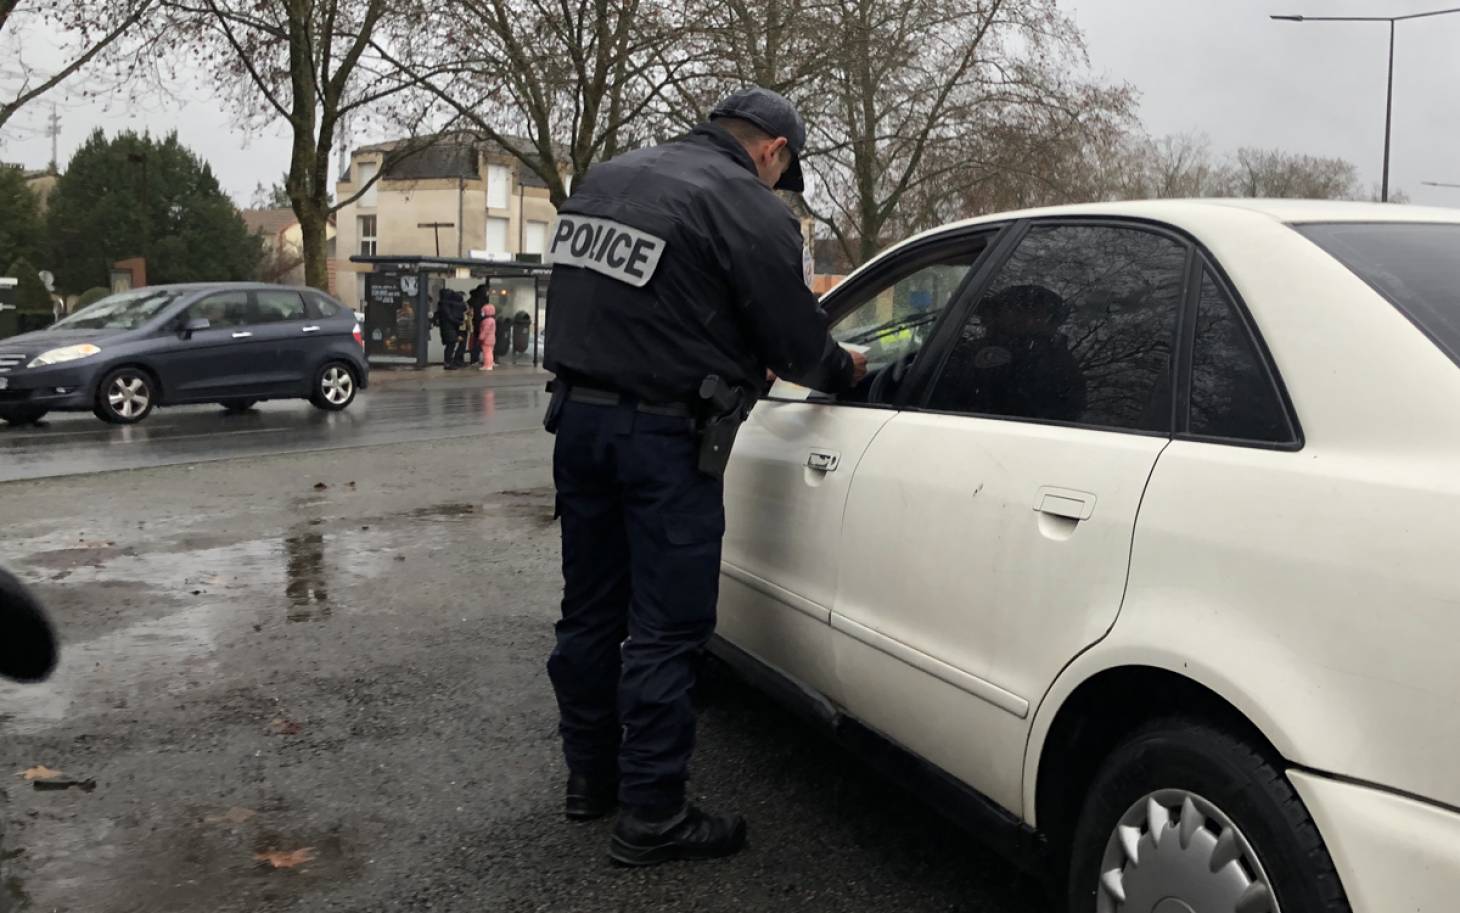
[0,429,1051,912]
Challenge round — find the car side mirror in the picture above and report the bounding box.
[181,317,210,338]
[0,566,57,683]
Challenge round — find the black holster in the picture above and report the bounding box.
[695,375,751,480]
[543,380,568,434]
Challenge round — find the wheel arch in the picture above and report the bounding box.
[1027,658,1291,865]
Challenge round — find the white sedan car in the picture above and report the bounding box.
[714,200,1460,913]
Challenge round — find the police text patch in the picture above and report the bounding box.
[545,215,666,288]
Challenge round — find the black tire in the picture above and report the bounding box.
[218,398,258,413]
[309,362,357,411]
[93,367,156,424]
[0,405,48,426]
[1067,717,1350,913]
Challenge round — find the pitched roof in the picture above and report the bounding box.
[343,133,561,187]
[241,207,297,238]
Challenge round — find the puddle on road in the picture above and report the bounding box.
[284,528,330,623]
[407,502,478,521]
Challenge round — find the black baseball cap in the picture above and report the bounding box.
[710,86,806,192]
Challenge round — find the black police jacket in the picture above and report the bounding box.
[543,123,854,403]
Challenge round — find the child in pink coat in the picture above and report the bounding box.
[477,304,497,371]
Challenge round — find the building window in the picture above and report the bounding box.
[358,161,379,208]
[359,215,378,257]
[486,217,510,256]
[487,164,510,210]
[524,220,548,255]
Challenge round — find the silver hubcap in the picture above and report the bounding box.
[107,375,150,418]
[1097,790,1279,913]
[321,366,352,405]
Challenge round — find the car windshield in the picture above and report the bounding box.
[1296,222,1460,368]
[51,289,183,331]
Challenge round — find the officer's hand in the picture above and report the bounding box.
[849,350,869,384]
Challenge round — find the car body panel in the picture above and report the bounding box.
[1289,771,1460,913]
[835,415,1166,812]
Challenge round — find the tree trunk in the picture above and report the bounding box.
[298,206,331,291]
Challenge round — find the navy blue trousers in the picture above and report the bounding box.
[547,399,724,809]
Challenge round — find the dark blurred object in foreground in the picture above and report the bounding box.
[0,566,57,682]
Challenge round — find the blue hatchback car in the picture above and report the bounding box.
[0,283,369,426]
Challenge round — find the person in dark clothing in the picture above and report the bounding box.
[542,86,866,866]
[435,288,468,369]
[932,283,1087,421]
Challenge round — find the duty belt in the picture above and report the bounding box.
[566,385,694,418]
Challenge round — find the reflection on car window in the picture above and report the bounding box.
[927,225,1185,432]
[51,290,182,330]
[826,241,985,404]
[1190,271,1291,443]
[188,291,251,328]
[254,290,306,323]
[305,293,341,319]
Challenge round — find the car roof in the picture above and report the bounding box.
[128,282,328,295]
[848,198,1460,283]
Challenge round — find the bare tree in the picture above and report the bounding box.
[161,0,450,289]
[0,0,160,131]
[805,0,1131,267]
[1224,146,1358,199]
[379,0,693,208]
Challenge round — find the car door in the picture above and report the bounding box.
[149,290,264,401]
[830,221,1189,813]
[248,288,315,394]
[718,229,999,701]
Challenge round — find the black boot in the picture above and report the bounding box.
[565,773,616,821]
[609,804,746,866]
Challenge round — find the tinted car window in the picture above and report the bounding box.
[52,289,183,330]
[1189,271,1292,443]
[188,291,251,328]
[927,224,1186,432]
[1296,222,1460,368]
[254,290,307,323]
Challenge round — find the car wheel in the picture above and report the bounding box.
[0,406,48,426]
[310,362,356,411]
[93,367,156,424]
[218,398,258,413]
[1067,718,1350,913]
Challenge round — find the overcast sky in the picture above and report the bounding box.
[3,0,1459,207]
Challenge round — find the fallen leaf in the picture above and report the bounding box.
[313,482,328,491]
[206,806,257,825]
[269,718,302,736]
[255,847,315,869]
[347,481,357,489]
[190,590,203,596]
[21,766,61,781]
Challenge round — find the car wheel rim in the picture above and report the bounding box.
[322,367,352,405]
[1096,789,1280,913]
[108,376,150,418]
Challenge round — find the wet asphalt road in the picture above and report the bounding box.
[0,378,1051,912]
[0,374,548,483]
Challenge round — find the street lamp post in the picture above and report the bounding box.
[1272,6,1460,203]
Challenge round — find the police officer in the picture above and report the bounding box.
[542,87,868,866]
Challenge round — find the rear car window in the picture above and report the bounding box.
[305,292,343,319]
[1296,222,1460,367]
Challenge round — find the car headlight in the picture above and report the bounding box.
[27,344,102,368]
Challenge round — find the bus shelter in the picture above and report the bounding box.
[349,255,552,368]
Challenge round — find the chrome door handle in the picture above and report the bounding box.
[807,450,840,472]
[231,331,253,338]
[301,325,321,333]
